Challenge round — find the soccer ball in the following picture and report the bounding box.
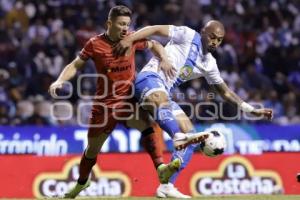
[200,131,226,157]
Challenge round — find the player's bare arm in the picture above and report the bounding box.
[49,56,86,97]
[113,25,170,56]
[212,82,273,120]
[147,40,176,79]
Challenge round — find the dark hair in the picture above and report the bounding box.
[108,5,132,21]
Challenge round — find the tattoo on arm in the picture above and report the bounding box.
[212,82,243,106]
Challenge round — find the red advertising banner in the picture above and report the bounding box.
[0,153,299,198]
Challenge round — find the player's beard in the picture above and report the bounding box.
[208,46,216,52]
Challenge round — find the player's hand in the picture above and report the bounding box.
[251,108,273,120]
[158,59,177,81]
[113,38,133,57]
[49,80,64,98]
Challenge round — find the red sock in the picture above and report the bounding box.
[78,152,97,184]
[141,127,164,168]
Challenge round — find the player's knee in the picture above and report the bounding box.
[143,92,169,111]
[147,91,169,105]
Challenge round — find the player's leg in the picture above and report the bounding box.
[143,91,182,138]
[135,72,209,150]
[126,105,164,168]
[143,92,208,150]
[78,132,108,183]
[156,103,194,199]
[135,72,182,138]
[126,105,181,184]
[63,108,115,198]
[63,132,109,198]
[170,112,196,183]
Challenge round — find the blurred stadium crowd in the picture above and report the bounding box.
[0,0,299,126]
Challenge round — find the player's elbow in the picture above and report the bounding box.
[72,57,85,70]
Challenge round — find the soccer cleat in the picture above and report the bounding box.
[63,179,91,199]
[156,183,191,198]
[157,158,181,184]
[173,132,210,150]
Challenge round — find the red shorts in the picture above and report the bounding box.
[87,100,136,137]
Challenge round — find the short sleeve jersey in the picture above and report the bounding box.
[141,25,224,91]
[79,33,148,108]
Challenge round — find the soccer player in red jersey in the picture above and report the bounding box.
[49,5,178,198]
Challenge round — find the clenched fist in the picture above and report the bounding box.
[49,80,64,98]
[251,108,273,120]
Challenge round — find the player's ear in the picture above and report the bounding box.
[106,20,112,28]
[200,28,205,35]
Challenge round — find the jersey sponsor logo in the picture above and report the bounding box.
[179,65,193,80]
[107,65,132,73]
[33,157,131,198]
[190,156,283,195]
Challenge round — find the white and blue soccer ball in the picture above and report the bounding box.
[200,131,226,157]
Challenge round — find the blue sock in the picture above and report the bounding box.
[169,144,196,183]
[169,130,197,183]
[155,106,181,138]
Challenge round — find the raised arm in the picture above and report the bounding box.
[113,25,170,56]
[212,82,273,120]
[127,25,170,42]
[49,56,85,98]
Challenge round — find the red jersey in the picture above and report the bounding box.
[79,33,148,108]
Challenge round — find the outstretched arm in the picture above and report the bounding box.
[147,40,176,79]
[127,25,170,41]
[49,56,85,98]
[212,82,273,120]
[113,25,170,56]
